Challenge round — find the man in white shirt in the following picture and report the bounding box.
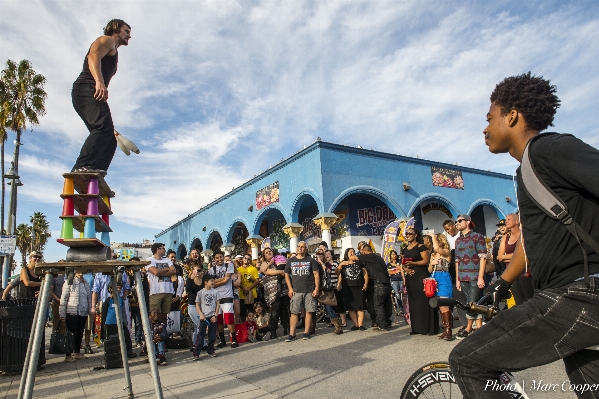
[146,243,176,324]
[207,250,238,348]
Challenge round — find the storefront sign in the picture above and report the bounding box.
[256,182,280,210]
[431,166,464,189]
[421,202,453,219]
[355,205,396,236]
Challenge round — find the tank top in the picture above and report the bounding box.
[74,49,118,87]
[17,268,42,299]
[504,233,517,259]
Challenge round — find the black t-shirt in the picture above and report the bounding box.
[341,262,365,287]
[517,133,599,289]
[401,244,428,263]
[357,253,390,285]
[185,278,203,305]
[285,256,320,293]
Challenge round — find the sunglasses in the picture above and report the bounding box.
[32,255,42,259]
[456,219,467,224]
[405,232,415,236]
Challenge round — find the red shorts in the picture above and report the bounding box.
[217,313,235,325]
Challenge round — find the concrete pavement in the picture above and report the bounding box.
[0,320,576,398]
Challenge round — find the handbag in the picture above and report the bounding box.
[49,320,75,354]
[317,290,337,306]
[423,264,438,298]
[166,310,181,334]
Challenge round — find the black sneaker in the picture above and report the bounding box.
[285,335,296,342]
[216,342,226,348]
[371,327,386,332]
[350,326,359,331]
[208,352,217,357]
[302,333,310,340]
[127,352,137,358]
[456,329,469,339]
[231,342,239,348]
[191,355,200,361]
[158,354,168,365]
[359,326,367,331]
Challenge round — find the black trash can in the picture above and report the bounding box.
[0,298,46,373]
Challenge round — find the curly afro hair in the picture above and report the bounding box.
[490,72,560,132]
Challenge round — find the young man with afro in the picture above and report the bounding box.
[449,72,599,398]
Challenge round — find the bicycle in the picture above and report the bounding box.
[400,294,528,399]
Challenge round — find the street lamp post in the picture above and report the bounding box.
[2,158,22,289]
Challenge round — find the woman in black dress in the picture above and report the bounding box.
[336,248,369,331]
[401,228,438,335]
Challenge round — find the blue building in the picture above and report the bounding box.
[155,140,516,260]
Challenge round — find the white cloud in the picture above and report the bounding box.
[1,0,598,262]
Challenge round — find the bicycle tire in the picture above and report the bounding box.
[401,362,462,399]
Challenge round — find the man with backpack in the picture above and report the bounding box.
[449,72,599,398]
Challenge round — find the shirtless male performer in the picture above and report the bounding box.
[71,19,131,174]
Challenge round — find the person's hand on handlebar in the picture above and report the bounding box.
[484,277,512,301]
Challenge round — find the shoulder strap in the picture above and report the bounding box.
[521,136,599,288]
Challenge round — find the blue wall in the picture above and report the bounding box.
[155,141,516,253]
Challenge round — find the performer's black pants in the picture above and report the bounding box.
[72,84,117,171]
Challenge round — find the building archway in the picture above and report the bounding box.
[408,193,461,233]
[468,200,506,238]
[176,243,187,261]
[291,190,323,222]
[226,219,250,256]
[190,237,203,253]
[329,191,402,254]
[252,205,289,249]
[206,229,224,253]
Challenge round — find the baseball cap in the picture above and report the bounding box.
[496,219,506,226]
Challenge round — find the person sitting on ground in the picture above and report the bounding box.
[145,309,169,365]
[245,310,259,343]
[253,302,271,341]
[59,272,92,363]
[192,274,219,360]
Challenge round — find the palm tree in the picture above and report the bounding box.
[15,223,32,269]
[30,211,51,252]
[0,59,47,232]
[0,59,46,287]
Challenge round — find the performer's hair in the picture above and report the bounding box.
[490,72,560,132]
[104,19,131,36]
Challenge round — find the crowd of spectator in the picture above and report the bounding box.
[1,214,525,366]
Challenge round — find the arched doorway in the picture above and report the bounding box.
[229,222,249,256]
[176,244,187,261]
[190,238,203,253]
[253,205,289,250]
[410,198,459,234]
[468,201,505,239]
[330,192,399,255]
[207,230,224,253]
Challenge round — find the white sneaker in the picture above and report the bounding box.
[262,332,271,341]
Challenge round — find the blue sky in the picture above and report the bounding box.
[1,0,599,265]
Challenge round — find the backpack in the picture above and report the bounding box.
[520,135,599,289]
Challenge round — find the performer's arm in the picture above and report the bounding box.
[88,36,116,102]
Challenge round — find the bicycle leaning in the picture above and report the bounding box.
[400,293,528,399]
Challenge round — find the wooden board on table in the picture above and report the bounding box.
[63,172,114,198]
[35,260,150,275]
[56,237,107,247]
[60,215,112,233]
[60,194,113,215]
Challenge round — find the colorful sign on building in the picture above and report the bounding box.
[381,221,400,263]
[431,166,464,189]
[256,182,280,210]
